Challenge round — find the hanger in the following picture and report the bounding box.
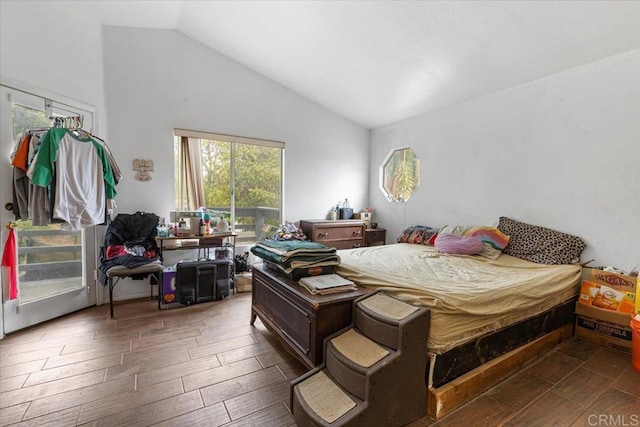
[22,127,51,134]
[44,115,90,139]
[70,128,91,139]
[49,115,84,129]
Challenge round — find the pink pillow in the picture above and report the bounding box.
[435,233,484,255]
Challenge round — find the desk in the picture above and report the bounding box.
[156,233,238,295]
[157,233,237,258]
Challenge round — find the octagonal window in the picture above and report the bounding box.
[380,147,421,202]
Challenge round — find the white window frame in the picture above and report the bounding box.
[174,128,285,243]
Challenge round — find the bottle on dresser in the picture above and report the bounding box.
[339,198,353,219]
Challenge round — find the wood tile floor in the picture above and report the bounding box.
[0,292,638,426]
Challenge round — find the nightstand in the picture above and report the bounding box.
[365,228,386,246]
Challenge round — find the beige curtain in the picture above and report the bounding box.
[179,136,205,210]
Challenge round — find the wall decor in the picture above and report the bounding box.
[133,159,154,181]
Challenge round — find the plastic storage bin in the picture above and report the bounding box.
[631,314,640,373]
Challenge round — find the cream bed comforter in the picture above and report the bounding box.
[336,243,581,353]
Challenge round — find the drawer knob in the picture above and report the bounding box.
[319,232,328,237]
[353,231,361,235]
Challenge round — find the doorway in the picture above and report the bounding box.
[0,83,98,335]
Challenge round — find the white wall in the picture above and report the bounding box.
[370,49,640,270]
[0,1,107,331]
[3,1,635,302]
[102,26,369,299]
[0,1,107,136]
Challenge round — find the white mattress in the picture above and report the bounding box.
[336,243,581,353]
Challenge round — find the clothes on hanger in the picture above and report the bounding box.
[11,130,49,223]
[10,124,121,230]
[90,133,122,185]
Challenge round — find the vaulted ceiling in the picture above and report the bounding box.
[64,1,640,128]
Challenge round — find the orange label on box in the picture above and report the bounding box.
[579,269,637,314]
[590,270,636,289]
[579,281,635,313]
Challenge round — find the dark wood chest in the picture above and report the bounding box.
[250,265,368,368]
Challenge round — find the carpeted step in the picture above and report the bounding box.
[355,292,420,350]
[290,291,431,427]
[325,328,394,399]
[359,292,419,321]
[293,370,362,425]
[331,328,390,368]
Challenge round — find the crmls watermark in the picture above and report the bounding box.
[587,414,640,426]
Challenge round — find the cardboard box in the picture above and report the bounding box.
[236,272,252,293]
[161,267,178,304]
[353,212,372,228]
[575,302,632,354]
[636,275,640,315]
[579,268,637,314]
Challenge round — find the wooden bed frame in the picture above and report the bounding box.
[426,297,576,418]
[429,325,573,418]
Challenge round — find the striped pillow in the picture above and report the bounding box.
[439,225,510,260]
[462,226,510,250]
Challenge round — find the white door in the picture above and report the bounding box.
[0,85,98,335]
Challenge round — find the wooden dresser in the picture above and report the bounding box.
[250,265,369,368]
[299,219,365,250]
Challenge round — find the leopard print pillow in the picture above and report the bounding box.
[497,217,586,265]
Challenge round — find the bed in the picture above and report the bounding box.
[334,218,586,418]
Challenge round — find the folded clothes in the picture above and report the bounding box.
[264,257,342,274]
[251,240,341,273]
[254,240,336,259]
[251,245,340,269]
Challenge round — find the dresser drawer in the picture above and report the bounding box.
[300,219,365,250]
[313,225,363,242]
[331,239,364,250]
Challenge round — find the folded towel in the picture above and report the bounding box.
[255,240,335,257]
[251,245,340,270]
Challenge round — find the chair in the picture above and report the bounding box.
[99,212,163,318]
[105,261,163,318]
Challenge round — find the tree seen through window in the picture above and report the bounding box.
[175,135,282,244]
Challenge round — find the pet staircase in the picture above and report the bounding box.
[290,291,430,427]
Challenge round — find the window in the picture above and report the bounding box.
[174,129,284,244]
[380,147,421,202]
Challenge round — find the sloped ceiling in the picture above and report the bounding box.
[63,0,640,128]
